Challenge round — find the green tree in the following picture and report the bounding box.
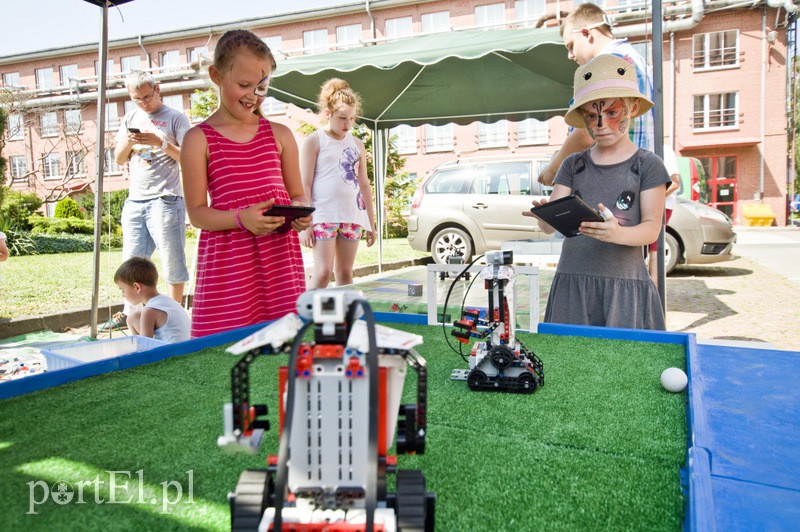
[78,189,128,226]
[191,89,218,121]
[296,121,410,237]
[54,197,83,219]
[0,190,43,229]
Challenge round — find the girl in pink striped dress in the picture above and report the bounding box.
[180,30,311,338]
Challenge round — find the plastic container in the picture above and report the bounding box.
[41,336,167,369]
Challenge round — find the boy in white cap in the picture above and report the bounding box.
[524,54,670,330]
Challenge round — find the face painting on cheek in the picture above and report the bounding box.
[605,100,630,133]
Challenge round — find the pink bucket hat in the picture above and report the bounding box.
[564,54,653,129]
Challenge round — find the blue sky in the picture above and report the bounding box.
[0,0,348,57]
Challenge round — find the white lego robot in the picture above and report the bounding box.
[450,250,544,394]
[219,289,435,531]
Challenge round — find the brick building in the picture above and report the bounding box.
[1,0,797,225]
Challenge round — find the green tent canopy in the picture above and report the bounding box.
[269,26,576,129]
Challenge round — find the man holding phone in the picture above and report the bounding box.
[111,70,191,327]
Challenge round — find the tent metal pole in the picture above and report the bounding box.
[652,0,666,311]
[372,125,384,272]
[90,1,110,338]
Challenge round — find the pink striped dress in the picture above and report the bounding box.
[191,117,305,338]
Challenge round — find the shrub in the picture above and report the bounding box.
[1,190,43,230]
[79,189,128,226]
[54,197,84,219]
[29,213,120,236]
[30,232,123,254]
[0,217,37,256]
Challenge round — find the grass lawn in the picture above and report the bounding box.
[0,238,429,320]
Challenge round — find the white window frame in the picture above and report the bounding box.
[105,148,122,175]
[40,111,59,137]
[124,100,138,116]
[475,3,505,28]
[263,36,283,58]
[66,150,86,177]
[105,102,120,131]
[10,155,28,182]
[303,29,329,54]
[517,118,548,145]
[478,121,508,149]
[514,0,546,26]
[159,50,181,71]
[385,16,413,40]
[336,24,362,50]
[42,152,61,180]
[693,30,739,71]
[59,64,79,88]
[94,59,115,82]
[390,125,417,154]
[120,55,141,74]
[7,113,24,141]
[35,67,55,91]
[260,97,286,116]
[187,46,208,65]
[424,124,454,153]
[618,0,647,13]
[162,94,184,112]
[573,0,606,7]
[693,92,739,130]
[64,108,82,135]
[2,71,22,89]
[421,11,450,33]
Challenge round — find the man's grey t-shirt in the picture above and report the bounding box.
[116,104,191,200]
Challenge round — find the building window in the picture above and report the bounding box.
[336,24,362,49]
[42,152,61,180]
[159,50,181,71]
[478,121,508,149]
[64,109,82,135]
[40,111,58,137]
[104,148,122,174]
[2,71,22,89]
[517,118,548,145]
[424,124,453,152]
[263,36,283,58]
[514,0,545,25]
[120,55,141,74]
[10,155,28,182]
[66,151,86,177]
[303,29,328,54]
[106,103,120,131]
[618,0,647,13]
[187,46,208,65]
[475,3,505,28]
[94,59,115,82]
[693,92,738,130]
[421,11,450,33]
[386,16,413,40]
[35,67,55,91]
[162,94,184,112]
[573,0,606,7]
[59,64,79,88]
[694,30,738,70]
[260,97,286,116]
[7,113,24,141]
[124,100,137,116]
[390,125,417,154]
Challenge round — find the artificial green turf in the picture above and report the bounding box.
[0,324,686,531]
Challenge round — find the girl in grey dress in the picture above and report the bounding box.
[525,54,669,330]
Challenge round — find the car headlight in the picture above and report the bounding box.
[680,201,732,224]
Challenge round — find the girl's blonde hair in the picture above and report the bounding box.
[317,78,362,123]
[213,30,277,117]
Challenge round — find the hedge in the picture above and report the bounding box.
[30,233,123,254]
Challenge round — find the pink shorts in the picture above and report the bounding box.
[313,222,364,241]
[648,209,674,251]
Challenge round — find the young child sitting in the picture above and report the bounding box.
[114,257,191,343]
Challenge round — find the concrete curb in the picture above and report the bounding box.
[0,257,433,340]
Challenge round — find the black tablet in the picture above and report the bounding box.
[530,195,604,238]
[262,205,315,232]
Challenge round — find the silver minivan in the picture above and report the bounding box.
[406,157,552,263]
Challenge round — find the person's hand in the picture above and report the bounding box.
[299,227,315,248]
[579,203,619,242]
[538,164,556,186]
[522,197,548,218]
[242,199,284,235]
[130,131,163,148]
[364,230,376,247]
[289,198,313,233]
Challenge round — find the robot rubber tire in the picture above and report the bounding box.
[230,469,274,531]
[395,469,429,532]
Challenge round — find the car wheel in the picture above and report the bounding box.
[430,227,473,264]
[665,232,680,274]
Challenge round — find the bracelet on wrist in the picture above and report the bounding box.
[234,208,248,232]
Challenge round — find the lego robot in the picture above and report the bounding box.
[218,289,435,531]
[450,250,544,394]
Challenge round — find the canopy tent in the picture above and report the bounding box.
[268,27,578,266]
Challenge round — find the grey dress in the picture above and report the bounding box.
[545,148,669,330]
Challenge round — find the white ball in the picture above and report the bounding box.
[660,367,688,393]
